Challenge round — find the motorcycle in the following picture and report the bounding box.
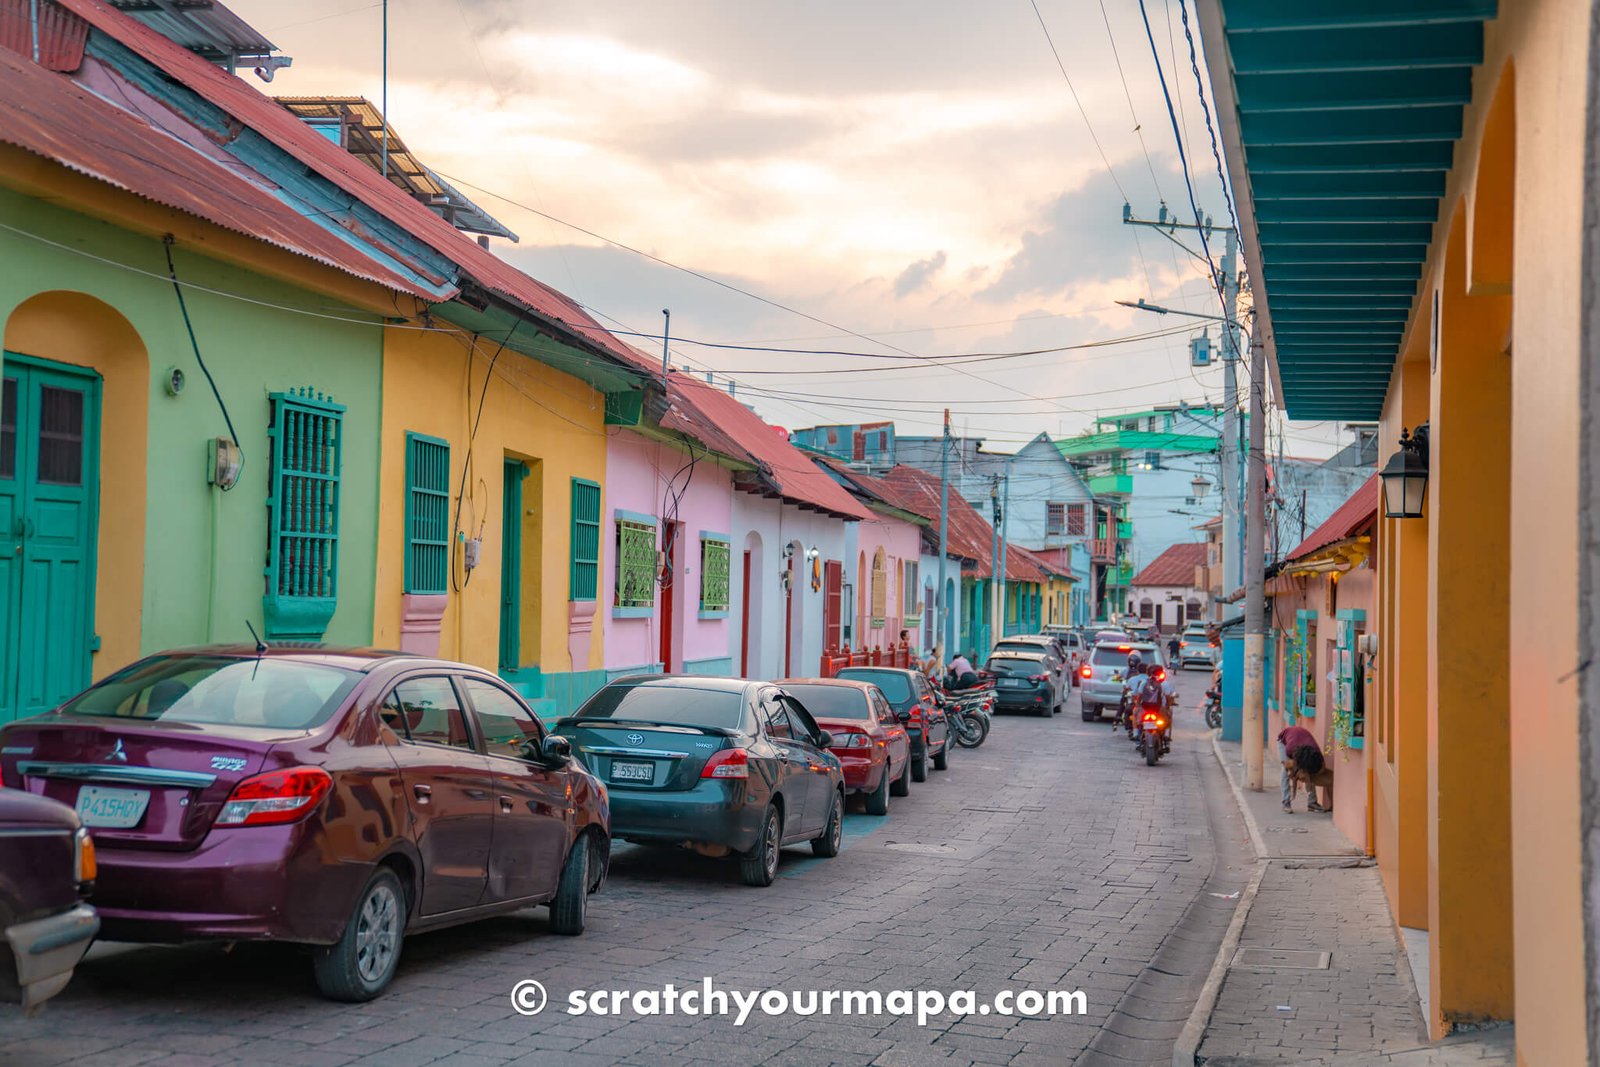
[1203,685,1222,730]
[1138,705,1171,766]
[938,676,993,749]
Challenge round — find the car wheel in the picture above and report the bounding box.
[931,743,948,771]
[911,752,927,783]
[1081,705,1097,722]
[740,805,782,887]
[312,868,405,1002]
[1036,701,1051,718]
[548,835,591,936]
[890,756,911,797]
[865,763,891,815]
[811,790,844,857]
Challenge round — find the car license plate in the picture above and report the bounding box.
[75,785,150,828]
[999,678,1023,687]
[611,761,654,783]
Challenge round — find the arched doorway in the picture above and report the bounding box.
[3,290,148,721]
[741,530,763,677]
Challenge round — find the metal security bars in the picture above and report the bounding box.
[700,536,730,612]
[615,517,657,610]
[404,433,449,595]
[264,388,344,639]
[570,478,600,601]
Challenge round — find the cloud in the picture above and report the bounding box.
[893,251,947,298]
[980,168,1146,303]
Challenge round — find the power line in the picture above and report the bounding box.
[1026,0,1129,204]
[1177,0,1239,237]
[1097,0,1166,206]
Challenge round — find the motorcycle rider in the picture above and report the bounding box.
[1119,659,1147,733]
[1132,663,1176,750]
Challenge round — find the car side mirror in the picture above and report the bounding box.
[815,730,833,749]
[539,735,572,763]
[895,709,911,723]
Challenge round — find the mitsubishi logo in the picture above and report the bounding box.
[106,738,127,763]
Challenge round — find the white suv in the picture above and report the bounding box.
[1177,624,1216,669]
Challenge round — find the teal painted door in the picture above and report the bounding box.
[0,358,100,722]
[498,460,526,671]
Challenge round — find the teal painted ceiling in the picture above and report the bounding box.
[1218,0,1495,420]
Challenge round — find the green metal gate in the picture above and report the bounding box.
[0,354,100,722]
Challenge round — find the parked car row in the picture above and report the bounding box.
[0,650,966,1010]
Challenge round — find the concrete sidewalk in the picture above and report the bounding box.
[1176,735,1515,1066]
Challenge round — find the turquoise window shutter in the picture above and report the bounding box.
[404,433,450,596]
[570,478,600,601]
[264,388,345,639]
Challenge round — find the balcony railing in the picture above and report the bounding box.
[1088,474,1133,496]
[1091,537,1117,562]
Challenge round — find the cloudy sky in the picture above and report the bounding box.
[231,0,1343,457]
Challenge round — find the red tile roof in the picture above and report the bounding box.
[1131,542,1207,587]
[0,45,427,295]
[652,371,872,521]
[871,465,1046,581]
[1286,473,1379,562]
[51,0,647,377]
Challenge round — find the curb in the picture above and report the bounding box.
[1170,732,1270,1067]
[1211,730,1269,861]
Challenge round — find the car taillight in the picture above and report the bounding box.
[1080,665,1092,678]
[831,730,871,748]
[1029,673,1049,683]
[908,704,924,727]
[215,767,332,827]
[74,827,96,885]
[701,748,750,779]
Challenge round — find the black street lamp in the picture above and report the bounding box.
[1379,423,1430,519]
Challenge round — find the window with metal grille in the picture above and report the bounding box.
[870,548,887,628]
[700,536,730,612]
[264,389,344,639]
[902,560,918,614]
[570,478,600,601]
[615,517,657,610]
[1045,502,1065,535]
[404,433,449,595]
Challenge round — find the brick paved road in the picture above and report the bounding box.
[1,669,1241,1067]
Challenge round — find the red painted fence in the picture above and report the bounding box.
[819,641,912,678]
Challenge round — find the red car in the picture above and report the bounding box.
[0,646,610,1002]
[776,678,911,815]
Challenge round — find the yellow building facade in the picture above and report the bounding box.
[373,325,614,711]
[1205,0,1595,1060]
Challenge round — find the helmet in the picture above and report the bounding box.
[1127,651,1143,666]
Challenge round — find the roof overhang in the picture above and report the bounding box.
[1197,0,1495,420]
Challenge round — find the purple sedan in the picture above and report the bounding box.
[0,646,610,1001]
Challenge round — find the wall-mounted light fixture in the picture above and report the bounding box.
[1379,423,1429,519]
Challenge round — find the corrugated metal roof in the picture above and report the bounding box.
[1131,542,1207,587]
[107,0,274,60]
[1285,473,1378,562]
[59,0,650,383]
[0,44,430,296]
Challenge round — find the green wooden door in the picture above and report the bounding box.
[0,357,100,722]
[498,459,527,672]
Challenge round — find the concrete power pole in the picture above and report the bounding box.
[990,475,1001,648]
[937,409,951,663]
[1121,207,1242,598]
[1242,330,1267,790]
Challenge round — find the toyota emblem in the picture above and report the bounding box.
[626,733,645,746]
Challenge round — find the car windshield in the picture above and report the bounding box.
[570,684,745,728]
[58,655,361,730]
[782,685,870,719]
[835,669,912,703]
[989,656,1043,671]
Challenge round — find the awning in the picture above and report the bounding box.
[1199,0,1496,420]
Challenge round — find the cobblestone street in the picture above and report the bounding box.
[1,672,1251,1067]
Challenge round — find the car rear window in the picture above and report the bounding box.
[1093,647,1141,666]
[835,669,912,703]
[988,655,1044,671]
[782,685,870,719]
[58,656,360,730]
[571,684,745,728]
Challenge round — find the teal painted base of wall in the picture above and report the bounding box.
[503,666,610,721]
[682,656,734,677]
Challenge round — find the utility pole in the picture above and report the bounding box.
[1243,329,1267,790]
[990,475,1001,648]
[937,409,951,664]
[1122,205,1242,600]
[998,461,1012,637]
